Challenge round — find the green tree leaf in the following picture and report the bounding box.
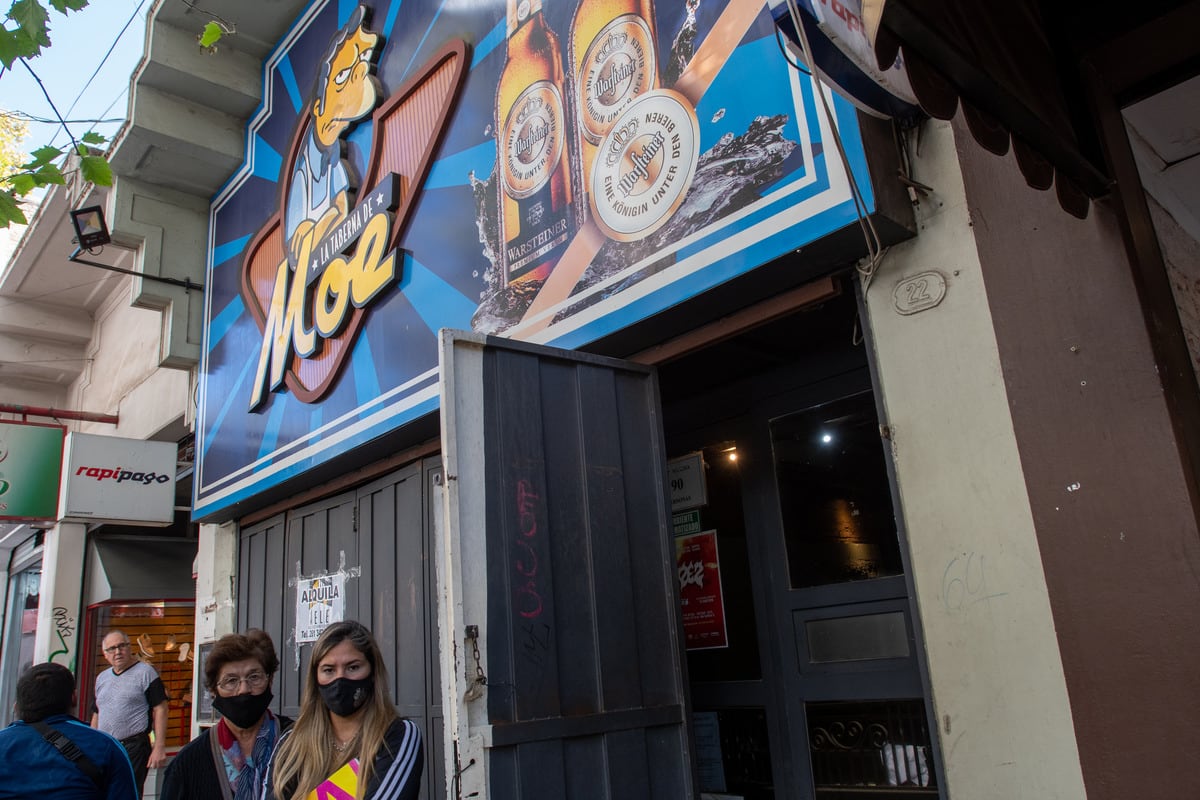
[34,162,65,185]
[9,0,52,50]
[80,153,112,186]
[24,144,63,168]
[1,0,102,227]
[0,27,39,68]
[0,189,29,226]
[8,173,36,194]
[198,21,223,48]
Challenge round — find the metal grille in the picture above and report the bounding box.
[807,699,937,796]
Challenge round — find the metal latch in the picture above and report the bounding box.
[463,624,487,702]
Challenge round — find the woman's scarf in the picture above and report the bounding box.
[215,712,278,800]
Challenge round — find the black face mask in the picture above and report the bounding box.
[318,676,373,717]
[213,689,273,730]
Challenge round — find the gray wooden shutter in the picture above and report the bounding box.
[439,330,696,800]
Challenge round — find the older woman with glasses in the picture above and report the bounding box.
[160,629,291,800]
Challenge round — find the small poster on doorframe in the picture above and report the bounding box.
[676,530,729,650]
[296,573,345,643]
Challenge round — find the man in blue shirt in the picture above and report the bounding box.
[0,662,137,799]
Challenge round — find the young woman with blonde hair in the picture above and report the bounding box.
[263,621,422,800]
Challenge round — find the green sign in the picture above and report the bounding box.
[673,510,702,538]
[0,421,65,520]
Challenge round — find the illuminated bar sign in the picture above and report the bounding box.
[196,0,875,519]
[0,420,65,521]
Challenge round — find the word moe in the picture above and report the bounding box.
[250,197,400,410]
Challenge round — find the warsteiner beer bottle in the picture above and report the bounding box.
[496,0,576,287]
[569,0,658,217]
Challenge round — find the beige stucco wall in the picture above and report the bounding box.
[862,119,1086,799]
[66,278,189,439]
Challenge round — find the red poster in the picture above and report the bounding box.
[676,530,729,650]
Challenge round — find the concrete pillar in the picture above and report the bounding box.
[33,522,88,670]
[862,119,1086,799]
[189,521,237,736]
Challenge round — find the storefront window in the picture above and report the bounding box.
[82,602,196,749]
[770,392,903,588]
[0,567,41,726]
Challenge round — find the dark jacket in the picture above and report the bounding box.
[160,714,292,800]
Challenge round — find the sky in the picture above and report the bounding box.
[2,0,151,156]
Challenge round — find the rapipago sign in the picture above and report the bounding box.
[59,433,178,526]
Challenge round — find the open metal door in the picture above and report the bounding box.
[437,330,696,800]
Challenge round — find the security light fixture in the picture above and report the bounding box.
[67,205,204,292]
[69,205,111,250]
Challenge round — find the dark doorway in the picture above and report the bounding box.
[660,287,940,800]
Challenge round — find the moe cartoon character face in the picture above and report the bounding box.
[313,15,380,149]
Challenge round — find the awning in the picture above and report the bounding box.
[860,0,1113,218]
[85,536,197,604]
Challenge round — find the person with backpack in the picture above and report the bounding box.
[0,662,138,799]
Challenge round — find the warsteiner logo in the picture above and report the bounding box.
[240,5,469,410]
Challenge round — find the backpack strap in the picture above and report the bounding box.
[207,725,235,800]
[31,721,105,789]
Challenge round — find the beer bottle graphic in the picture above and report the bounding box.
[496,0,576,287]
[569,0,658,218]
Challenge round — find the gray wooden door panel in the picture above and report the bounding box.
[440,331,697,800]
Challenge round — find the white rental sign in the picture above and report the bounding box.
[296,573,345,643]
[59,433,177,525]
[668,452,707,512]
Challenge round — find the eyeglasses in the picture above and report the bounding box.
[103,642,131,654]
[217,671,268,693]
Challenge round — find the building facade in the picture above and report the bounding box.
[42,0,1199,799]
[0,154,201,797]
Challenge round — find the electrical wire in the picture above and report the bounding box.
[19,58,83,157]
[782,0,887,293]
[774,28,811,75]
[84,87,131,143]
[47,0,148,149]
[1,110,124,125]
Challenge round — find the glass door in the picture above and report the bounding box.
[659,289,942,799]
[0,562,42,725]
[672,438,780,800]
[750,377,939,799]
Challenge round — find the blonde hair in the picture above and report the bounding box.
[271,621,399,800]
